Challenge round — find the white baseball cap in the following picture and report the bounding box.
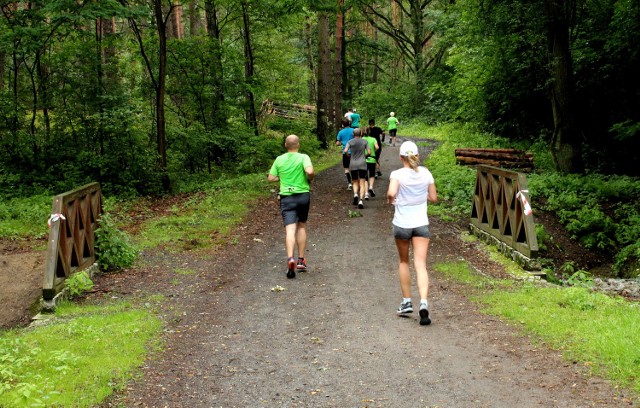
[400,141,418,157]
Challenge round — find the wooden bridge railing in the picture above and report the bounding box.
[470,165,539,265]
[43,182,103,300]
[260,99,316,120]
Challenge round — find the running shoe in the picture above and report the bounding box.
[397,300,413,314]
[365,193,370,201]
[358,200,364,209]
[296,257,307,271]
[287,257,296,279]
[376,171,382,177]
[347,183,353,191]
[419,303,431,325]
[353,195,359,205]
[368,189,376,197]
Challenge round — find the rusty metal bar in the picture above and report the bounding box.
[470,165,538,258]
[42,182,103,300]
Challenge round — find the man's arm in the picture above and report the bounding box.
[268,174,279,182]
[305,166,315,181]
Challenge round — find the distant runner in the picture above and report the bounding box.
[362,127,379,200]
[344,128,371,209]
[268,135,315,279]
[336,119,355,190]
[350,109,361,129]
[387,112,400,147]
[366,118,384,178]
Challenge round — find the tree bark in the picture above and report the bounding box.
[544,0,583,173]
[241,1,258,136]
[154,0,170,189]
[205,0,225,131]
[304,17,317,102]
[333,1,344,133]
[189,1,203,35]
[316,12,331,148]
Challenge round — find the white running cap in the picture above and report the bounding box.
[400,141,418,157]
[390,112,395,117]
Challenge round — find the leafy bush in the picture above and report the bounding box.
[95,213,138,271]
[65,271,94,298]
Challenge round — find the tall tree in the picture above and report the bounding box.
[544,0,583,173]
[204,0,226,130]
[316,11,331,147]
[122,0,174,191]
[240,1,258,136]
[333,0,344,132]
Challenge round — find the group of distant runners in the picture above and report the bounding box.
[336,110,399,209]
[267,109,438,326]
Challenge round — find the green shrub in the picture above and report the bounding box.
[95,213,138,271]
[65,271,94,298]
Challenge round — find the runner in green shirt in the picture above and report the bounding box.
[363,132,379,200]
[268,135,315,279]
[387,112,400,147]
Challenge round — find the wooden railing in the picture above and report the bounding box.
[470,165,538,259]
[43,183,103,300]
[260,99,316,120]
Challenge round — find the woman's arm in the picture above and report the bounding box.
[387,177,399,204]
[427,183,438,203]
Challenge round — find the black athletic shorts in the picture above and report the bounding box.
[367,162,377,178]
[393,225,431,240]
[342,154,350,169]
[389,129,397,137]
[280,192,310,226]
[350,169,368,180]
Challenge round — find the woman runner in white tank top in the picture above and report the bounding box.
[387,141,438,326]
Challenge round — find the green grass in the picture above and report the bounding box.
[0,301,162,407]
[0,194,51,240]
[436,260,640,396]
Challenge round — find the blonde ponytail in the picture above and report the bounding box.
[406,153,420,171]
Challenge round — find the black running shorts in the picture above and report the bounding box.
[342,154,351,169]
[389,129,397,137]
[367,162,377,178]
[350,169,368,180]
[280,192,310,226]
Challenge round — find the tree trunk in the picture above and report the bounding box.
[544,0,583,173]
[0,51,5,91]
[333,1,344,133]
[304,17,317,102]
[189,1,203,35]
[153,0,170,190]
[316,12,331,148]
[241,1,259,136]
[167,3,184,39]
[205,0,225,131]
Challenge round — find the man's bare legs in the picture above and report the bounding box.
[285,222,307,259]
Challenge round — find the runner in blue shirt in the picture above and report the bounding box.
[336,119,355,190]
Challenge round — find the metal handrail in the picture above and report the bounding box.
[42,183,103,300]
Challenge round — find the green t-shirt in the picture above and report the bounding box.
[387,116,399,130]
[363,136,377,163]
[269,152,313,196]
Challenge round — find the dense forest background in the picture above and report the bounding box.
[0,0,638,197]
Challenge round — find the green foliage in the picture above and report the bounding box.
[65,271,94,298]
[348,210,363,218]
[528,172,640,276]
[95,213,138,271]
[0,194,51,239]
[0,301,162,407]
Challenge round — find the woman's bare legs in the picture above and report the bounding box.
[411,237,430,301]
[395,238,412,298]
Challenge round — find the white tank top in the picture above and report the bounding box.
[390,166,434,228]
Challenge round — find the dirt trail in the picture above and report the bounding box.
[100,141,633,407]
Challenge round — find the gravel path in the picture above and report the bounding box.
[100,141,634,407]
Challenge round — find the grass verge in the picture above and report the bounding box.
[0,300,163,407]
[435,260,640,396]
